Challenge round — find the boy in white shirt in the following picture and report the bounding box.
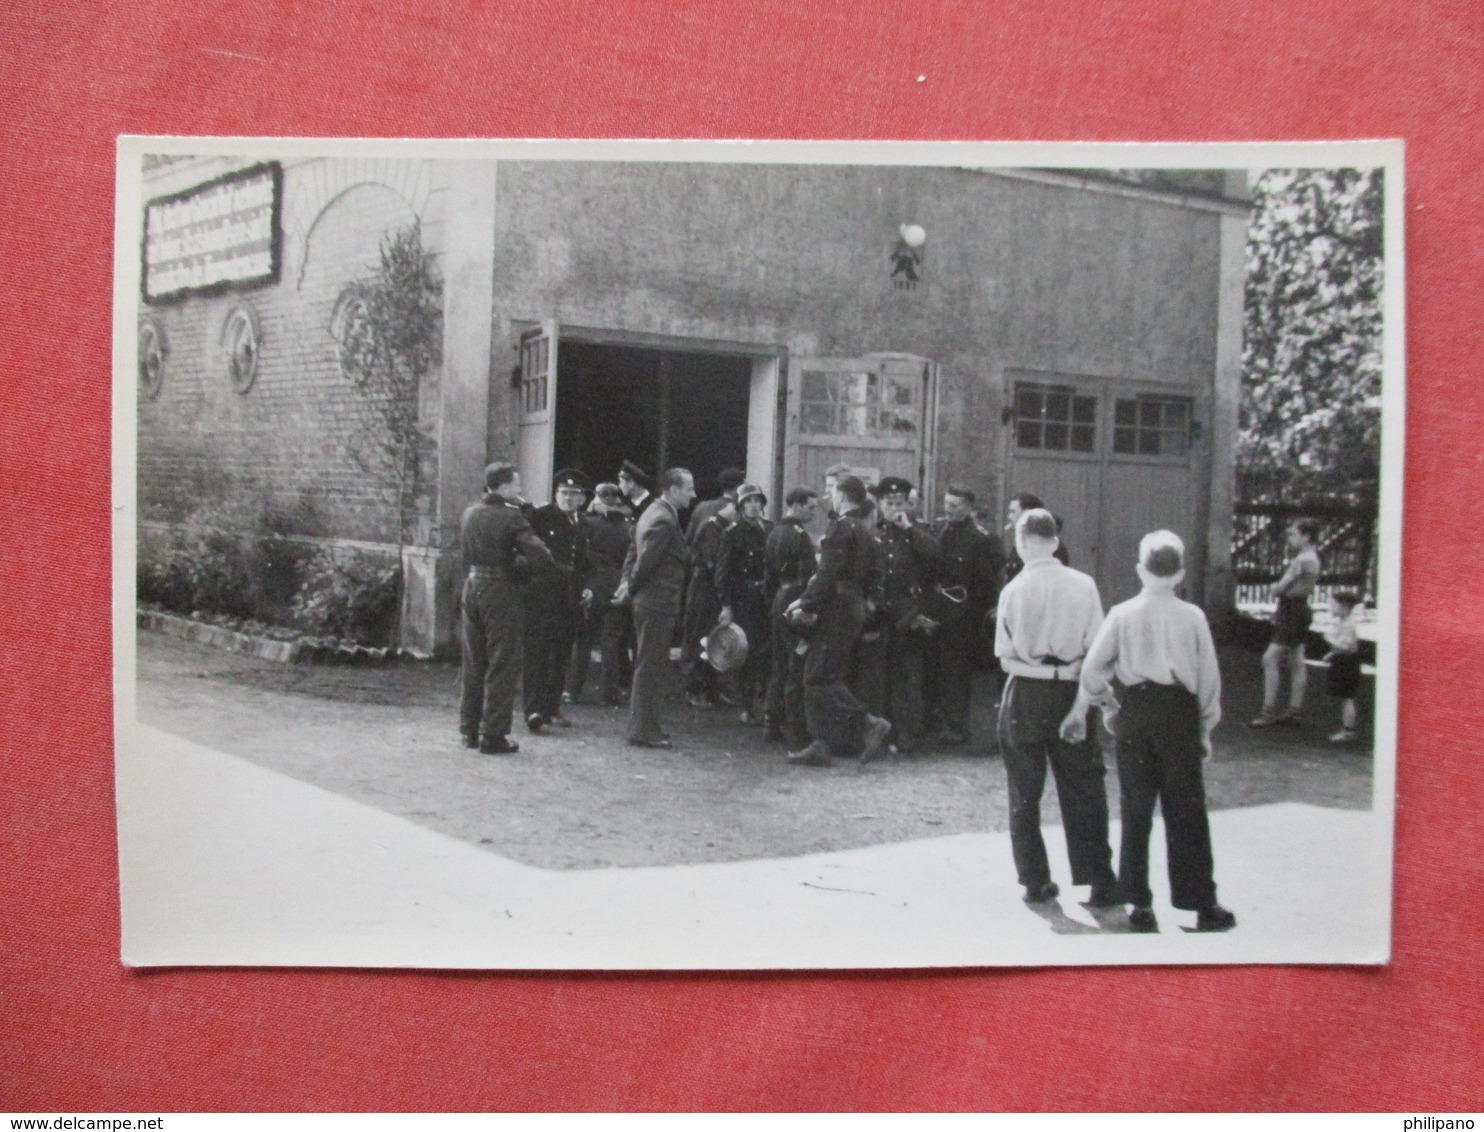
[1060,530,1236,934]
[1322,592,1363,743]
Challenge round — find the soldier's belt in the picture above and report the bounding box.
[1002,656,1083,682]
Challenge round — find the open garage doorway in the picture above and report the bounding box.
[553,343,754,502]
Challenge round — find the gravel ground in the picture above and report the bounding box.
[135,632,1376,870]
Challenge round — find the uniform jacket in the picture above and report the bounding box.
[799,503,882,614]
[934,517,1005,617]
[764,517,817,599]
[715,517,772,610]
[624,497,692,613]
[876,518,941,626]
[460,495,555,580]
[526,503,588,602]
[580,511,634,602]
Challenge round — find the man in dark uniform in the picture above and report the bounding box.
[681,488,736,708]
[566,482,634,707]
[858,476,941,753]
[715,483,773,725]
[686,466,746,542]
[617,460,655,522]
[924,483,1005,746]
[523,468,590,733]
[785,474,891,768]
[614,467,697,748]
[764,488,818,749]
[459,462,555,755]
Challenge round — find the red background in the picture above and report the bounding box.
[2,0,1481,1112]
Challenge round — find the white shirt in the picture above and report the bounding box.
[1079,587,1222,737]
[995,557,1104,674]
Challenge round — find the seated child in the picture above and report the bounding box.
[1323,592,1363,743]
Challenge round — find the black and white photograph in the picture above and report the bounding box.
[112,138,1402,968]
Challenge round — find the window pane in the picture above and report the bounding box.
[1073,396,1097,423]
[1017,387,1043,417]
[1164,401,1187,429]
[801,372,831,401]
[1139,399,1162,426]
[1138,429,1160,455]
[1044,423,1068,450]
[801,402,835,433]
[1017,421,1042,449]
[1071,424,1096,452]
[1113,427,1136,454]
[1115,400,1136,425]
[1045,391,1070,421]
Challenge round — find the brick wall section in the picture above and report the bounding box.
[138,172,433,548]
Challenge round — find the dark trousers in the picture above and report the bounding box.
[566,597,632,703]
[925,618,975,734]
[627,602,676,743]
[855,624,927,748]
[732,589,771,711]
[1113,683,1218,911]
[766,585,809,748]
[459,576,524,742]
[681,569,723,699]
[998,676,1117,891]
[803,590,868,759]
[524,587,578,719]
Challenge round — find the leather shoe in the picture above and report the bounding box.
[1086,885,1122,908]
[1128,907,1159,933]
[786,741,834,767]
[1022,881,1059,904]
[859,714,892,766]
[478,735,519,755]
[1195,905,1237,932]
[526,712,545,733]
[460,732,479,750]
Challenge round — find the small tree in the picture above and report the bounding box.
[339,223,443,638]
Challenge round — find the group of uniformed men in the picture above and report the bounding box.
[458,457,1018,763]
[459,458,1237,932]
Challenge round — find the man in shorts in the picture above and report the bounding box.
[1251,519,1321,727]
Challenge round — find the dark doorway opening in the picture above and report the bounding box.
[554,343,753,502]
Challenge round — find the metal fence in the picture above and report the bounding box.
[1232,499,1377,614]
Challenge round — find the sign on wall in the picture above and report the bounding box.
[142,162,283,303]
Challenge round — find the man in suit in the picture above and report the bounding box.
[459,462,555,755]
[523,468,591,733]
[614,467,697,748]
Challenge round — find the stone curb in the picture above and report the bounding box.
[137,609,393,666]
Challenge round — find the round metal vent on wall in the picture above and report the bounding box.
[221,303,261,394]
[330,285,375,384]
[138,316,167,400]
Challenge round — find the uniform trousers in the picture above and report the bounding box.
[925,617,976,735]
[731,587,771,712]
[765,584,809,748]
[459,575,524,742]
[524,584,578,720]
[1113,682,1218,911]
[567,596,632,704]
[854,625,927,748]
[998,675,1117,892]
[803,589,868,759]
[681,568,724,700]
[627,603,676,743]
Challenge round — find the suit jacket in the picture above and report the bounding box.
[624,497,692,614]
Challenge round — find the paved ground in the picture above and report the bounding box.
[135,632,1376,871]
